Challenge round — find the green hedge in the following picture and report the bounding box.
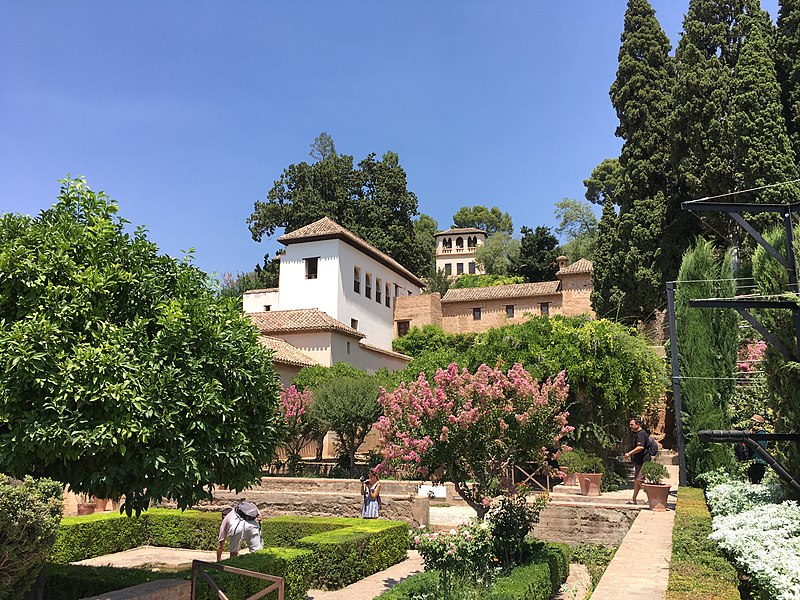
[373,570,439,599]
[484,561,552,600]
[39,564,183,600]
[525,540,569,596]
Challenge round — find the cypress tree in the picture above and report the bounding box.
[777,0,800,163]
[611,0,675,321]
[591,197,626,320]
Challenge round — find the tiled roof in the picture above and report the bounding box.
[359,341,412,362]
[557,258,593,276]
[436,227,486,236]
[248,309,365,339]
[276,217,424,287]
[259,336,319,368]
[442,281,561,303]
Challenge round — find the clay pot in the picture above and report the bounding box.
[578,473,602,496]
[77,502,96,516]
[642,483,670,511]
[561,469,578,486]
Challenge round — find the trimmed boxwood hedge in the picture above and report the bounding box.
[39,564,181,600]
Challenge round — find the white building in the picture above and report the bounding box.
[244,217,422,385]
[434,227,487,277]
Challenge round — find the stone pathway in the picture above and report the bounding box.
[553,564,590,600]
[74,545,249,570]
[306,550,424,600]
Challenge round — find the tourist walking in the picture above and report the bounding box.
[361,469,381,518]
[748,414,769,484]
[623,418,650,505]
[216,501,263,561]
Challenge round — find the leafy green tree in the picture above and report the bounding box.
[675,239,738,484]
[449,274,524,289]
[584,158,622,206]
[392,325,477,358]
[475,233,520,276]
[248,134,426,276]
[413,214,439,278]
[422,268,451,297]
[777,0,800,163]
[309,131,336,162]
[452,205,514,236]
[312,376,381,476]
[220,258,280,299]
[0,178,284,514]
[514,226,559,282]
[554,198,598,261]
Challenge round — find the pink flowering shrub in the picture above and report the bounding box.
[737,340,767,373]
[279,385,319,473]
[378,363,572,518]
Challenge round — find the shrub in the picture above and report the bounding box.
[373,570,440,599]
[39,564,182,600]
[0,474,64,600]
[568,544,616,588]
[705,481,784,517]
[483,561,552,600]
[524,540,569,596]
[641,461,669,485]
[486,495,548,571]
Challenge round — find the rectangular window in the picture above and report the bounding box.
[365,274,372,299]
[347,341,351,354]
[385,283,391,307]
[469,261,476,275]
[305,257,319,279]
[506,305,515,318]
[540,302,550,315]
[350,318,359,330]
[457,262,464,275]
[397,320,410,337]
[376,278,382,303]
[444,263,452,276]
[473,307,482,321]
[264,305,271,312]
[354,267,361,294]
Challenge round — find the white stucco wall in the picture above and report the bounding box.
[243,289,280,313]
[278,239,341,317]
[274,331,333,367]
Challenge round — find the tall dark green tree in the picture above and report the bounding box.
[675,239,738,484]
[611,0,675,321]
[413,214,439,278]
[591,197,626,320]
[514,225,559,282]
[248,134,426,276]
[451,205,514,236]
[777,0,800,163]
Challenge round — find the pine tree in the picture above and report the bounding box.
[777,0,800,163]
[611,0,675,321]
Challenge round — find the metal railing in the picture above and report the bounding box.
[191,560,284,600]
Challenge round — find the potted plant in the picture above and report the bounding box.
[640,461,671,511]
[576,454,604,497]
[557,450,584,486]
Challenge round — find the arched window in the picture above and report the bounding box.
[455,237,464,249]
[468,236,477,248]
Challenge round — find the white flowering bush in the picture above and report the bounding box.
[705,481,784,517]
[709,501,800,600]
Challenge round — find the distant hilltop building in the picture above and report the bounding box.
[394,255,594,336]
[434,227,487,277]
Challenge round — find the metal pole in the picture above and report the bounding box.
[666,282,687,486]
[783,208,800,358]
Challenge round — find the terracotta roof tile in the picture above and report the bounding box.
[248,309,365,339]
[359,341,412,362]
[557,258,593,276]
[276,217,424,287]
[259,336,319,368]
[442,281,561,303]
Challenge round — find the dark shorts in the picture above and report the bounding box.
[634,463,644,482]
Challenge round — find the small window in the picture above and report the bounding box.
[469,261,476,275]
[397,320,410,337]
[473,307,482,321]
[506,305,515,318]
[407,290,412,296]
[305,257,319,279]
[354,267,361,294]
[376,278,382,303]
[385,283,391,307]
[540,302,550,316]
[351,318,359,330]
[457,262,464,275]
[264,305,271,312]
[444,263,452,276]
[347,341,351,354]
[456,237,464,249]
[365,274,372,299]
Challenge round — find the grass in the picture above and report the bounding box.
[665,487,740,600]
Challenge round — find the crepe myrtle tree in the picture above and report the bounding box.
[279,385,324,475]
[377,363,572,518]
[0,178,284,514]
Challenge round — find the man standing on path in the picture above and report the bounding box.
[623,418,650,505]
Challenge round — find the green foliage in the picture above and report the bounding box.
[591,197,625,321]
[483,562,551,600]
[413,214,439,279]
[220,259,280,299]
[423,268,451,296]
[676,239,738,483]
[641,461,669,485]
[486,495,548,571]
[475,233,520,277]
[247,134,427,277]
[373,570,440,599]
[567,544,616,589]
[450,274,525,289]
[557,450,602,474]
[584,158,621,206]
[665,487,740,600]
[524,540,569,598]
[392,325,477,358]
[0,475,63,600]
[292,362,366,390]
[0,179,283,514]
[39,564,181,600]
[514,226,559,283]
[553,198,597,262]
[777,0,800,163]
[452,206,513,236]
[312,376,381,476]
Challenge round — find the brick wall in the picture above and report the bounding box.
[559,272,594,317]
[394,293,442,333]
[441,293,562,334]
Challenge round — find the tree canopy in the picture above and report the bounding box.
[554,198,598,262]
[474,233,520,276]
[0,179,284,514]
[452,205,514,236]
[247,133,429,277]
[514,226,559,282]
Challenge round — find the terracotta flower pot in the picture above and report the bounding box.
[642,483,670,511]
[578,473,602,496]
[562,469,578,486]
[77,502,96,516]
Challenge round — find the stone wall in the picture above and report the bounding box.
[559,272,594,317]
[394,293,443,332]
[533,504,638,546]
[441,294,562,335]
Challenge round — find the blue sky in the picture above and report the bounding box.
[0,1,780,278]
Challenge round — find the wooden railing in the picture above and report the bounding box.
[191,560,284,600]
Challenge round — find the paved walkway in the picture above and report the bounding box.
[307,551,424,600]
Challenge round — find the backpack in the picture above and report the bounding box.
[645,434,659,458]
[735,442,754,462]
[235,501,259,521]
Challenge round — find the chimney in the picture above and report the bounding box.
[557,255,568,269]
